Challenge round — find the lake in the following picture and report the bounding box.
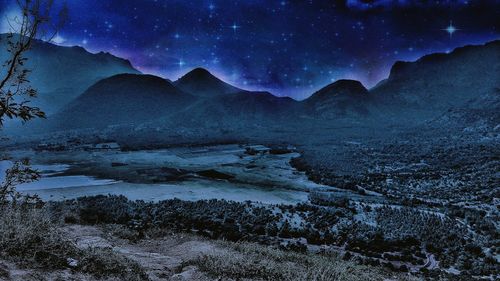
[2,144,336,204]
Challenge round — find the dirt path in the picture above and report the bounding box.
[64,225,220,280]
[1,225,222,281]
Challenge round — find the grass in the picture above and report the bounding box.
[191,241,421,281]
[0,205,75,269]
[78,247,148,281]
[0,205,149,280]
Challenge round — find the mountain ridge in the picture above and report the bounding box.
[5,39,499,134]
[370,39,500,123]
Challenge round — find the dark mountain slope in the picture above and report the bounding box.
[173,91,298,125]
[371,40,500,121]
[48,74,194,129]
[303,79,371,119]
[429,86,500,131]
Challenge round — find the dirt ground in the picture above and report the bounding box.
[0,225,218,281]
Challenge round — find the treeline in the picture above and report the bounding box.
[48,195,499,277]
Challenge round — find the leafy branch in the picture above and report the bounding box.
[0,0,66,206]
[0,0,67,126]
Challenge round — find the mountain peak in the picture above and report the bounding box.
[174,67,242,97]
[309,79,368,101]
[178,67,217,81]
[326,79,367,92]
[371,39,500,115]
[189,67,212,76]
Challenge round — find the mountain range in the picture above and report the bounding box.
[2,35,499,136]
[0,34,140,114]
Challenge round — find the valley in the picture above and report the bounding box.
[3,125,498,279]
[0,34,498,280]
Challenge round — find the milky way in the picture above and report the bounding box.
[1,0,499,99]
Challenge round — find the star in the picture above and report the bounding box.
[46,0,497,99]
[230,23,240,32]
[177,59,186,68]
[442,21,459,38]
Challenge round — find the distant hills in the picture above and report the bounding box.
[49,68,299,130]
[3,37,499,135]
[0,34,140,114]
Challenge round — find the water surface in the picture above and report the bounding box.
[9,144,323,204]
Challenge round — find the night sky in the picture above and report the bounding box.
[1,1,499,99]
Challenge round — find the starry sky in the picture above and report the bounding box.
[1,0,499,99]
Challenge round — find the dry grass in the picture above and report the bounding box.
[0,205,75,269]
[0,205,148,280]
[78,247,148,281]
[192,242,421,281]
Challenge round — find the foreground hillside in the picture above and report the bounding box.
[0,206,417,281]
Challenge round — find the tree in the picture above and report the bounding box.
[0,158,40,205]
[1,0,66,205]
